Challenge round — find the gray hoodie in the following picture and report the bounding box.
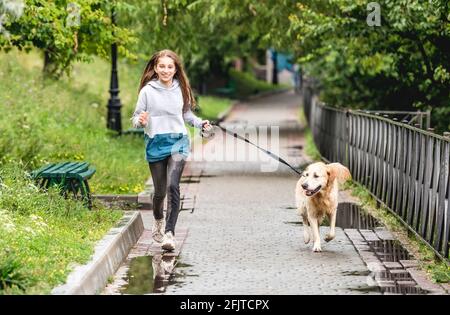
[131,79,203,138]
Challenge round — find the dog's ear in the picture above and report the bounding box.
[326,163,351,185]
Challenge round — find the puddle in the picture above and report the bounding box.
[320,203,382,229]
[368,240,412,262]
[347,237,429,294]
[119,255,194,295]
[308,203,431,295]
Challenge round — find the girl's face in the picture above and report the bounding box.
[155,56,177,85]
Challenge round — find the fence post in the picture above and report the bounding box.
[426,110,431,130]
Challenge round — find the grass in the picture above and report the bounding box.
[229,69,290,99]
[299,108,321,162]
[0,49,232,294]
[0,163,123,294]
[0,49,232,194]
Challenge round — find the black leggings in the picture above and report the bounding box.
[148,154,186,235]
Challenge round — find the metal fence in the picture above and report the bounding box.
[303,89,450,260]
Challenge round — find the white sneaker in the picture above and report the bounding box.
[161,232,176,251]
[152,219,165,243]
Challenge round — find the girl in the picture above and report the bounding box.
[131,49,212,251]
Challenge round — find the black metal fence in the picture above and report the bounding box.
[303,89,450,260]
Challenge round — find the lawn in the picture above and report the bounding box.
[0,49,233,194]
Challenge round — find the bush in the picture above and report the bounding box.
[228,69,286,99]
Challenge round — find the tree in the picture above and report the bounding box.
[0,0,137,78]
[165,0,450,130]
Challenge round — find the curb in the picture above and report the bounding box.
[94,194,138,203]
[94,194,152,211]
[51,211,144,295]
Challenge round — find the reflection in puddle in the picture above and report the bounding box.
[119,255,193,295]
[333,203,381,229]
[365,240,429,295]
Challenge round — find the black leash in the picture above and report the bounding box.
[208,122,303,176]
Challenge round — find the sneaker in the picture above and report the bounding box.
[152,219,165,243]
[161,232,176,251]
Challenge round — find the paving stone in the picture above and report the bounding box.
[397,281,417,286]
[383,261,403,269]
[399,260,419,269]
[103,91,446,295]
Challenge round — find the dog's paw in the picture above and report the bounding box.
[324,233,335,242]
[312,243,322,252]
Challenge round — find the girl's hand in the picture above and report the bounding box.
[138,111,149,126]
[201,120,214,138]
[201,120,212,132]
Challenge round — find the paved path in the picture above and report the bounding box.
[163,91,373,294]
[104,90,376,295]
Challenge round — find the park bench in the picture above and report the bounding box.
[31,161,96,209]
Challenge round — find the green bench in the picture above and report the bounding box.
[31,162,96,209]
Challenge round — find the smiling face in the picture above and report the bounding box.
[299,162,329,197]
[154,56,177,85]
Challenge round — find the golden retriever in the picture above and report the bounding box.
[295,162,351,252]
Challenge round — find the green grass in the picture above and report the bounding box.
[0,49,232,194]
[229,69,289,99]
[299,108,321,162]
[0,163,123,294]
[303,129,321,161]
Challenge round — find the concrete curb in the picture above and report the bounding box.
[51,211,144,295]
[94,194,138,203]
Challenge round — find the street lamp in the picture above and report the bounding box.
[106,4,122,134]
[271,49,278,85]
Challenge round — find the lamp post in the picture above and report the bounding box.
[271,49,278,85]
[106,4,122,134]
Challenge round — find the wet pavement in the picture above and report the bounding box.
[103,90,446,295]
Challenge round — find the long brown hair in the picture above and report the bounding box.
[138,49,196,112]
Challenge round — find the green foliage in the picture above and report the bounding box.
[0,255,29,292]
[0,0,137,78]
[283,0,450,132]
[228,69,285,99]
[0,49,232,194]
[0,50,147,194]
[195,95,233,122]
[0,163,123,294]
[142,0,448,131]
[303,128,322,162]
